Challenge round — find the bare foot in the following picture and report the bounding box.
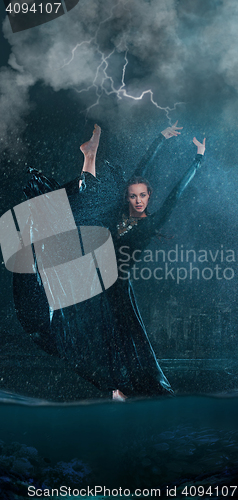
[80,124,101,158]
[112,390,127,401]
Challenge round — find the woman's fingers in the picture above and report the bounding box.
[167,131,180,137]
[171,120,183,130]
[193,136,206,155]
[193,137,206,146]
[161,122,182,138]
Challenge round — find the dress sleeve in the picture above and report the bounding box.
[132,133,166,178]
[147,153,204,233]
[117,154,204,253]
[23,168,61,199]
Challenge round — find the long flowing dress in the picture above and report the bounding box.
[13,135,204,397]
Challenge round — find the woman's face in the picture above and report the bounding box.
[127,183,150,217]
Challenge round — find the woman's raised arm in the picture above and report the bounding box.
[133,121,183,178]
[117,137,205,254]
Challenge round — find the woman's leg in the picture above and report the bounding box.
[79,124,101,188]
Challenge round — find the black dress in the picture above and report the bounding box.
[13,136,204,397]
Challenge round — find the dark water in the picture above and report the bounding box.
[0,393,238,498]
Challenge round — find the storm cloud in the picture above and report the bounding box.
[0,0,238,154]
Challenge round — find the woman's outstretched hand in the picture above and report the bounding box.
[161,120,183,139]
[193,137,206,155]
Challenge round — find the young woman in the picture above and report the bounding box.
[14,123,205,400]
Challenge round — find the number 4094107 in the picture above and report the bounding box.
[181,485,237,496]
[5,3,62,14]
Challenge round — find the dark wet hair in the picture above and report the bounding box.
[123,176,153,216]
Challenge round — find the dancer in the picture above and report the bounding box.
[76,125,205,399]
[13,123,205,399]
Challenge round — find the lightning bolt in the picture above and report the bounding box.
[60,0,184,123]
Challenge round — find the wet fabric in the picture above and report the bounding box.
[13,137,203,397]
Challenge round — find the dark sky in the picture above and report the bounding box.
[0,0,10,65]
[1,0,238,152]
